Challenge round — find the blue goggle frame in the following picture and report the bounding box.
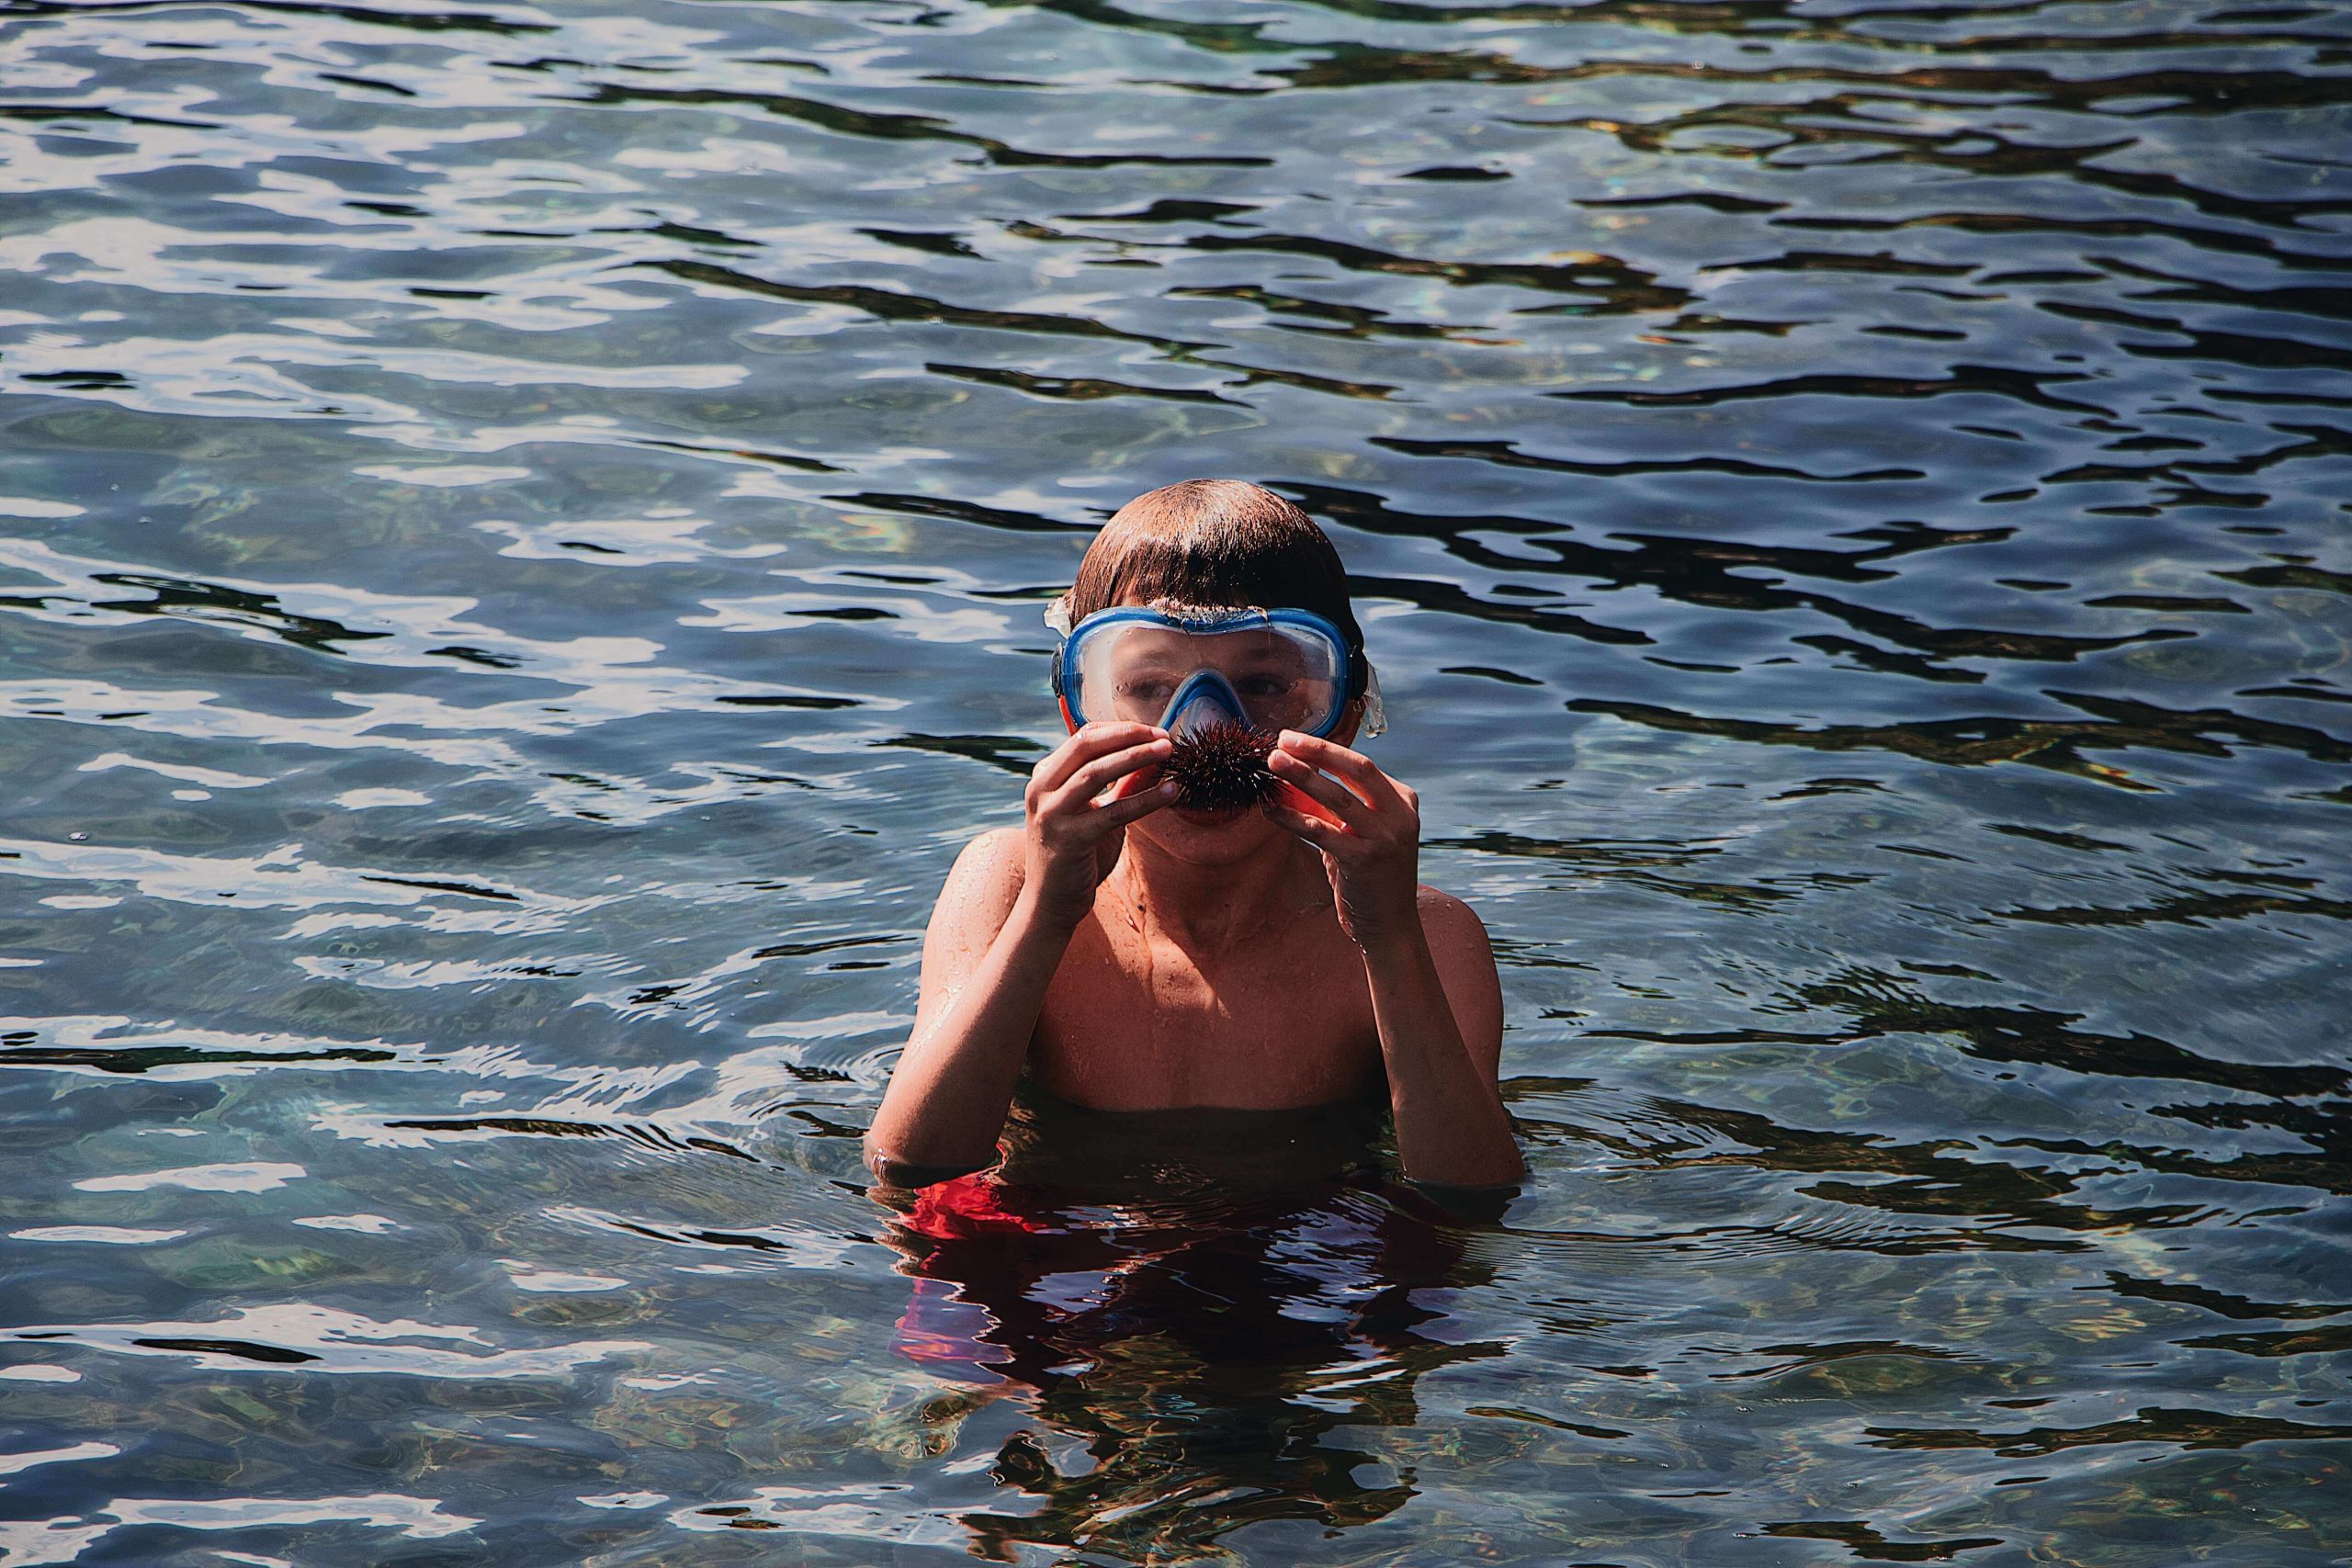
[1050,605,1363,739]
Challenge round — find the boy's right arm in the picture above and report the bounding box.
[864,722,1174,1188]
[862,829,1038,1187]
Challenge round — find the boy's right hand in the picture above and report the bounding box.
[1023,721,1177,929]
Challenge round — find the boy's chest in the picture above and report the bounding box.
[1030,919,1381,1111]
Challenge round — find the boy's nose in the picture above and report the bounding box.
[1158,669,1253,739]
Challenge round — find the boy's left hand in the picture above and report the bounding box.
[1262,730,1422,952]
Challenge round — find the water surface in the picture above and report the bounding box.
[2,0,2348,1562]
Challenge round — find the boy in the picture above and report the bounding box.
[865,480,1522,1190]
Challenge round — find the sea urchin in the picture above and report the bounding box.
[1160,719,1279,810]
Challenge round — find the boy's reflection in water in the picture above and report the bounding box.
[871,1086,1511,1564]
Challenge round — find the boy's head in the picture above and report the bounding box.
[1055,480,1368,698]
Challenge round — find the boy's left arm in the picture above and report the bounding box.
[1264,730,1524,1190]
[1361,889,1523,1190]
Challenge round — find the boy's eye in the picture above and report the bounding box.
[1238,675,1295,698]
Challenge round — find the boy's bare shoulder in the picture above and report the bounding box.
[1414,884,1492,948]
[919,829,1027,965]
[960,825,1026,871]
[944,827,1025,898]
[1413,884,1503,1065]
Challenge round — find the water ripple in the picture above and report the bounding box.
[2,0,2347,1561]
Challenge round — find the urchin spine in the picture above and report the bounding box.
[1161,720,1279,810]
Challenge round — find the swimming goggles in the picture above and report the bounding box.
[1049,604,1377,740]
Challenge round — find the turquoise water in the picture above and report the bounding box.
[3,0,2348,1562]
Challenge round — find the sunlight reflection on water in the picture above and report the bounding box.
[2,0,2348,1561]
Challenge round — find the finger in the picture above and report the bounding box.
[1270,778,1348,830]
[1030,722,1168,795]
[1094,777,1181,826]
[1275,730,1404,813]
[1102,759,1161,804]
[1102,740,1180,803]
[1262,797,1349,849]
[1053,739,1174,809]
[1265,746,1376,831]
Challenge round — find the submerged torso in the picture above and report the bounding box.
[997,1082,1390,1195]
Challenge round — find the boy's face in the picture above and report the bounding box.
[1092,591,1361,857]
[1128,694,1363,859]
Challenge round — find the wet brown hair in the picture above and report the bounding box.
[1066,480,1366,680]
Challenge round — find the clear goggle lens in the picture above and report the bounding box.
[1059,608,1351,737]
